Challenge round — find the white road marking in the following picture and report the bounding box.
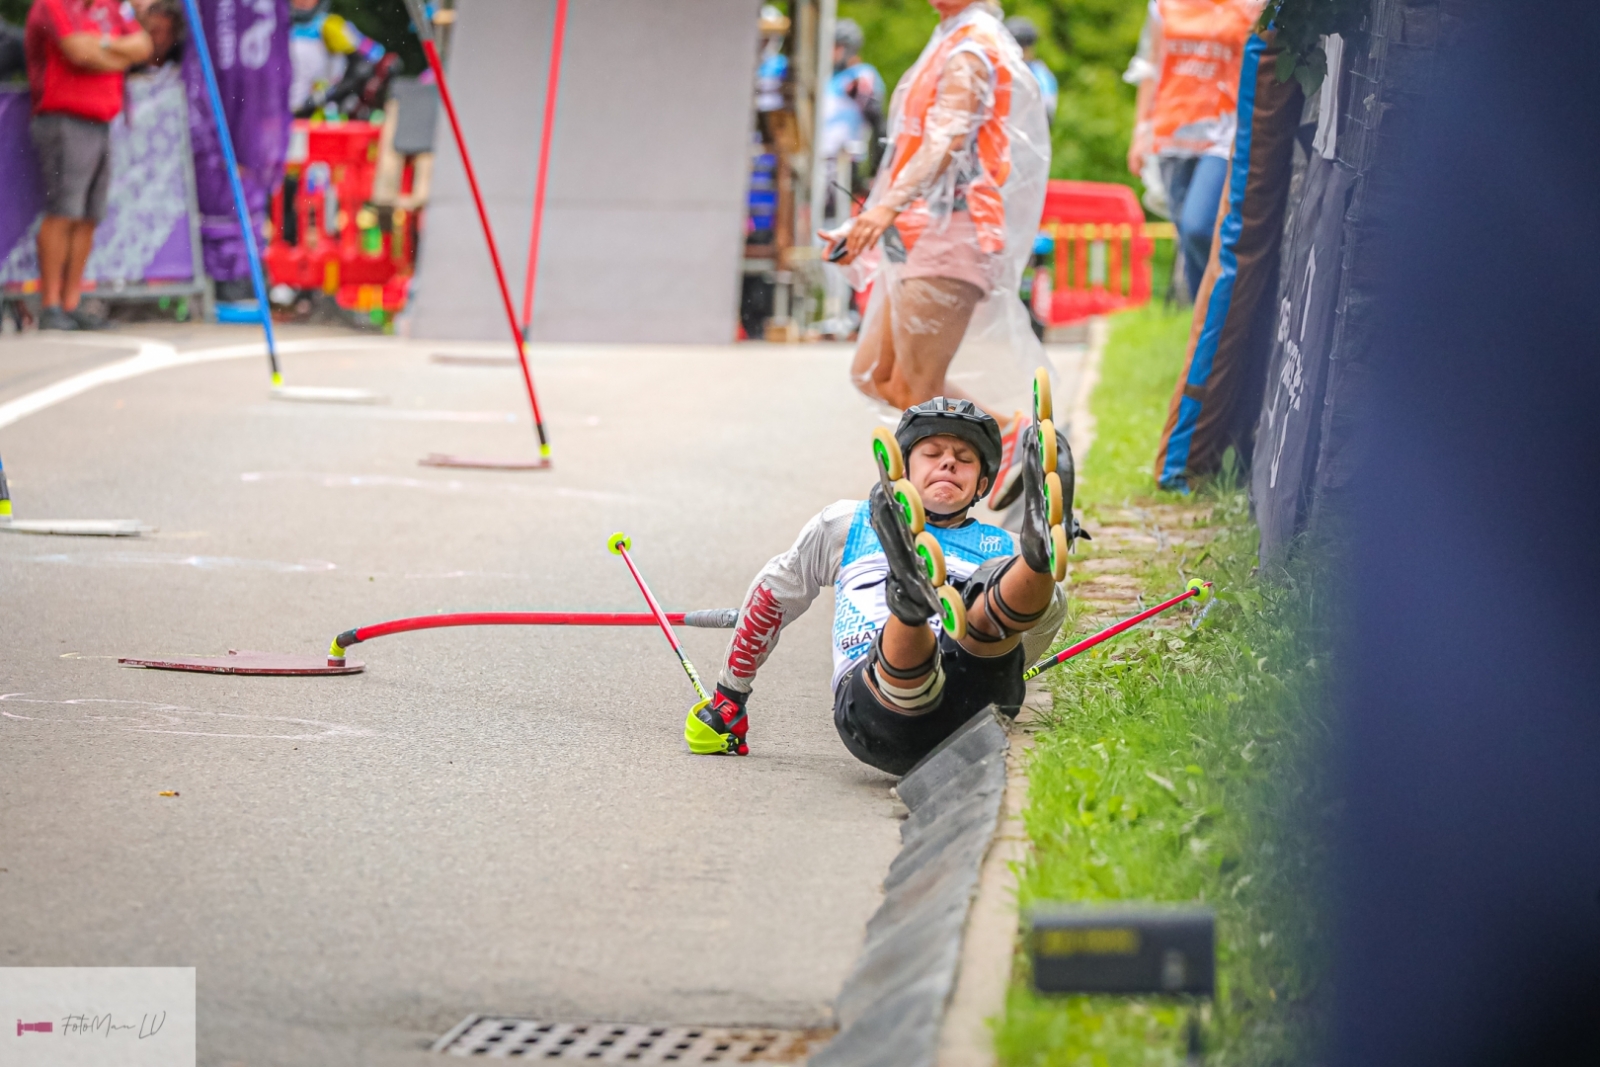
[20,551,338,572]
[0,335,400,430]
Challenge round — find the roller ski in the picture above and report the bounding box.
[1020,367,1072,583]
[869,426,968,640]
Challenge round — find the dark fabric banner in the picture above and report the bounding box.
[1153,34,1304,491]
[182,0,291,283]
[1251,153,1355,568]
[0,70,201,290]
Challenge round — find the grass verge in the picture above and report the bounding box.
[994,305,1333,1066]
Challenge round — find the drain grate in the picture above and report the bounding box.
[432,1016,833,1063]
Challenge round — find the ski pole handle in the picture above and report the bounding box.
[1023,579,1213,681]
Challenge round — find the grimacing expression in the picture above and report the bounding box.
[907,434,988,515]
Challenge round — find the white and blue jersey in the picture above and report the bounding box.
[716,499,1067,697]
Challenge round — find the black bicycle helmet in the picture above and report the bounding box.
[1004,15,1039,48]
[834,18,865,57]
[895,398,1004,487]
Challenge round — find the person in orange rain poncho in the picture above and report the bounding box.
[824,0,1052,511]
[1126,0,1265,298]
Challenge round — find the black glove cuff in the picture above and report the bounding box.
[714,683,749,708]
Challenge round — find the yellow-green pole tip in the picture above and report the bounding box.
[606,531,631,555]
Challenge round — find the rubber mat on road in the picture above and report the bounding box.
[432,1016,832,1063]
[118,650,365,675]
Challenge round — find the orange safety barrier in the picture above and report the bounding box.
[1033,179,1158,326]
[264,119,415,322]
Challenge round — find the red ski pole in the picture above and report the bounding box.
[399,0,551,465]
[1023,579,1214,681]
[327,608,737,665]
[519,0,568,338]
[607,531,712,704]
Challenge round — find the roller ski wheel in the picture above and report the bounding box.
[1037,417,1058,474]
[1044,471,1065,528]
[1049,525,1070,583]
[872,425,905,481]
[937,584,967,641]
[893,479,926,534]
[1033,367,1053,423]
[914,531,947,586]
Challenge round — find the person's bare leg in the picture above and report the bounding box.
[881,276,989,411]
[60,220,97,312]
[36,216,72,308]
[958,556,1055,658]
[867,615,940,704]
[849,287,898,403]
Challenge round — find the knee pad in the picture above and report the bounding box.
[867,629,946,712]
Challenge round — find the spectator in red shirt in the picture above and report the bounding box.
[24,0,151,330]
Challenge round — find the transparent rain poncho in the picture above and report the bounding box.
[838,1,1053,420]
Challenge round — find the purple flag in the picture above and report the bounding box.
[182,0,291,283]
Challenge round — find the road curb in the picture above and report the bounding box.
[809,710,1011,1067]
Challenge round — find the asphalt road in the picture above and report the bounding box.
[0,325,1080,1066]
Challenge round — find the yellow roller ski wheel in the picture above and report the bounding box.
[684,698,730,754]
[1044,471,1064,527]
[872,425,905,481]
[937,584,967,640]
[914,531,947,586]
[1034,367,1053,422]
[892,478,925,534]
[1038,418,1058,474]
[1049,525,1070,582]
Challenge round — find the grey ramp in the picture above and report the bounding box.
[409,0,759,343]
[811,710,1010,1067]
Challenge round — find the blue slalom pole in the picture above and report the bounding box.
[178,0,282,385]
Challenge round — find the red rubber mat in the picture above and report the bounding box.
[119,651,365,675]
[420,453,553,470]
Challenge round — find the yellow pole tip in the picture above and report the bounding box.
[539,443,552,459]
[0,501,11,517]
[271,373,284,387]
[606,531,631,555]
[328,640,345,659]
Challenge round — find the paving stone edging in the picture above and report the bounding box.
[809,710,1011,1067]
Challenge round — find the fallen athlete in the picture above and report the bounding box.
[691,394,1081,774]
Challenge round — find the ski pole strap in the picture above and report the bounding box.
[1023,580,1213,682]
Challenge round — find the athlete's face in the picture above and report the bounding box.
[929,0,982,19]
[908,434,988,519]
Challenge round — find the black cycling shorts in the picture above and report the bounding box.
[833,630,1024,776]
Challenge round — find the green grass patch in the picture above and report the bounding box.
[994,308,1333,1066]
[1077,304,1193,507]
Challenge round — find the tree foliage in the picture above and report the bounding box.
[1259,0,1367,94]
[839,0,1147,186]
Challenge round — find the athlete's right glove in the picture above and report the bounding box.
[684,684,750,756]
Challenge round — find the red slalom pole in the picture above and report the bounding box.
[399,0,551,464]
[1023,579,1214,681]
[519,0,568,338]
[607,531,712,704]
[327,608,737,664]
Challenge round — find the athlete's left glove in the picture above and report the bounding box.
[684,684,750,756]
